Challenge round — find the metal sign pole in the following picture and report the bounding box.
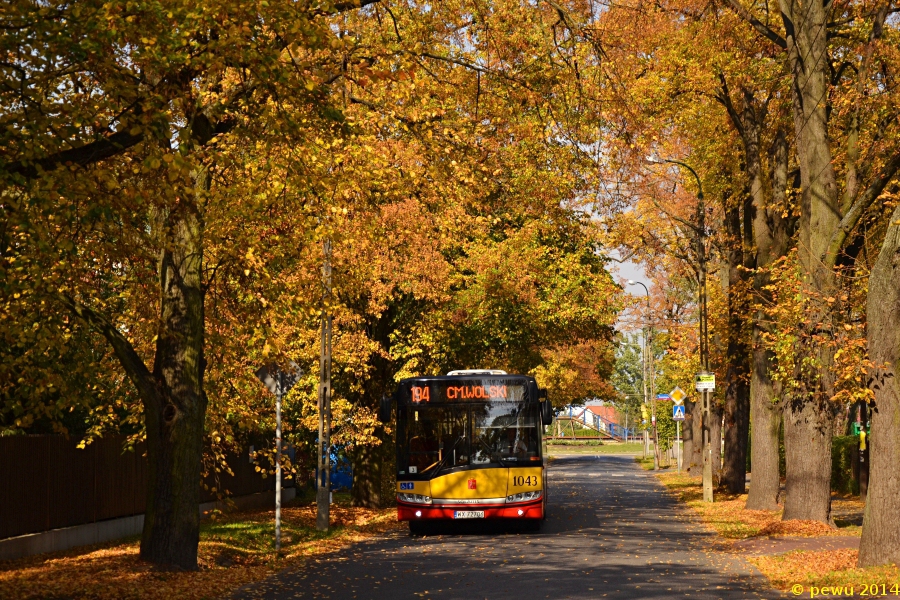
[275,376,282,554]
[316,238,333,532]
[254,361,302,556]
[676,420,681,472]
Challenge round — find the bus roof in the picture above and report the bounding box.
[397,373,535,384]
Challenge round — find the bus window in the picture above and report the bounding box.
[472,401,540,464]
[401,405,470,474]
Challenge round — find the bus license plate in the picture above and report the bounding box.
[454,511,484,519]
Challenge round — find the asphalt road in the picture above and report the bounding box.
[232,454,780,600]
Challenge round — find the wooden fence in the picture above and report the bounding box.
[0,435,279,540]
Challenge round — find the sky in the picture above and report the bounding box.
[606,250,650,333]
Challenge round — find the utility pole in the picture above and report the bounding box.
[646,157,710,499]
[629,280,658,470]
[649,325,658,469]
[641,329,648,457]
[676,419,682,472]
[317,238,333,531]
[693,171,712,503]
[854,400,869,501]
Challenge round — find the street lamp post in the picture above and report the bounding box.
[628,280,658,471]
[646,157,711,501]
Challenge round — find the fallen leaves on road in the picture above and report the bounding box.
[0,501,402,600]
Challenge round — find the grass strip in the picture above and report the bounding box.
[548,442,645,455]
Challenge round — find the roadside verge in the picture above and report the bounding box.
[653,469,899,595]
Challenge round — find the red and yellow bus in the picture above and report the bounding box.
[380,370,553,533]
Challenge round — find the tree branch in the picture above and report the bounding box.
[721,0,787,49]
[5,129,145,180]
[5,77,253,181]
[826,150,900,267]
[715,74,746,138]
[417,51,533,90]
[312,0,381,16]
[841,1,892,214]
[57,294,158,404]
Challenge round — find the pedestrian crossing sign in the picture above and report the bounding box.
[672,405,686,421]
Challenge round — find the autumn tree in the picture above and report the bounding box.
[611,333,648,433]
[723,0,900,533]
[289,0,626,505]
[1,0,383,569]
[3,0,627,544]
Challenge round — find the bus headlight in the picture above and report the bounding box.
[397,493,432,504]
[506,491,542,503]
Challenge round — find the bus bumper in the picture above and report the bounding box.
[397,499,543,521]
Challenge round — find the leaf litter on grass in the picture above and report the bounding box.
[655,472,896,593]
[657,472,861,540]
[657,472,783,540]
[751,549,900,592]
[0,502,402,600]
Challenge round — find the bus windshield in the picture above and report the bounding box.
[399,400,540,476]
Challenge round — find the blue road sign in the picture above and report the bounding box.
[673,405,686,421]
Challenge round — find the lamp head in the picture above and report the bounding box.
[627,279,636,285]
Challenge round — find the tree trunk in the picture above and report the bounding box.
[745,129,791,510]
[781,397,833,523]
[710,402,723,484]
[722,376,750,493]
[778,0,841,524]
[351,441,383,508]
[721,194,751,494]
[746,330,782,509]
[62,192,208,570]
[689,399,704,476]
[717,76,795,507]
[140,195,207,569]
[858,208,900,567]
[683,399,695,474]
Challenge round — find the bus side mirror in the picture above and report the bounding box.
[539,388,548,399]
[541,399,552,426]
[378,394,392,423]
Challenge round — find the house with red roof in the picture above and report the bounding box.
[584,405,619,425]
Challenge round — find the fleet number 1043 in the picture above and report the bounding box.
[513,476,538,487]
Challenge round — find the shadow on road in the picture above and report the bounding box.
[231,454,780,600]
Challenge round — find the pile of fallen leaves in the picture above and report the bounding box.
[0,501,402,600]
[751,549,900,591]
[750,549,857,588]
[756,519,836,538]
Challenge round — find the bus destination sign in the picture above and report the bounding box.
[411,384,511,403]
